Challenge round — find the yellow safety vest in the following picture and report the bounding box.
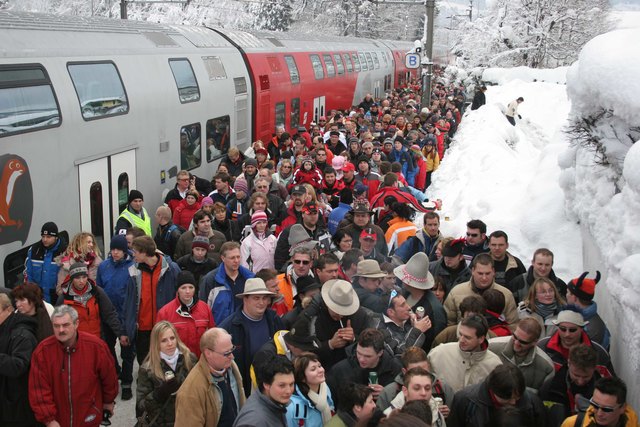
[118,207,152,236]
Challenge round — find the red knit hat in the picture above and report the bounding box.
[568,271,600,301]
[251,210,268,227]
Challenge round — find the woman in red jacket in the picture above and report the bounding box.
[156,271,214,357]
[172,190,201,230]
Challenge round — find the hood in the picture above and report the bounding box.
[1,311,37,336]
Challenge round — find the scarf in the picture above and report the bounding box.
[307,382,332,424]
[535,300,558,320]
[160,348,180,371]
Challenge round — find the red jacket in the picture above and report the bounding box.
[29,332,118,427]
[371,187,433,214]
[172,198,201,230]
[157,297,214,357]
[414,155,428,191]
[289,167,323,191]
[276,205,303,235]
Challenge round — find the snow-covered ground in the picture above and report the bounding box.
[431,31,640,407]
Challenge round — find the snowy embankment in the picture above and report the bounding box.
[559,28,640,408]
[425,80,581,280]
[483,66,569,85]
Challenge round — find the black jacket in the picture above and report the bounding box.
[508,266,567,304]
[176,254,218,285]
[154,221,184,260]
[429,258,472,294]
[470,91,486,111]
[0,312,38,426]
[448,380,546,427]
[219,308,283,397]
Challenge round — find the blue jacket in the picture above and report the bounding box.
[581,301,611,351]
[96,252,134,320]
[388,147,414,177]
[286,385,334,427]
[219,307,283,397]
[25,238,66,303]
[199,265,255,326]
[122,253,180,339]
[327,203,351,235]
[393,230,441,264]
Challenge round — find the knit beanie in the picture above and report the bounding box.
[201,196,214,207]
[110,235,129,253]
[69,262,88,279]
[192,235,210,250]
[234,178,249,194]
[128,189,144,203]
[251,210,268,227]
[41,221,58,237]
[176,271,197,292]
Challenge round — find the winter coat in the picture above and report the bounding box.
[488,335,554,392]
[461,240,489,265]
[517,300,559,338]
[221,152,246,177]
[447,380,546,427]
[393,230,442,265]
[370,186,433,214]
[377,371,454,412]
[561,405,639,427]
[444,280,518,327]
[0,312,38,427]
[405,290,448,351]
[157,297,214,357]
[385,217,417,254]
[492,252,527,287]
[176,254,217,285]
[164,185,187,213]
[289,167,323,191]
[212,218,242,243]
[136,352,197,427]
[200,265,255,326]
[388,147,414,177]
[506,99,520,117]
[539,363,601,421]
[29,331,119,427]
[432,323,498,348]
[275,268,313,312]
[428,257,472,293]
[324,411,356,427]
[538,331,614,377]
[175,356,246,427]
[275,223,333,271]
[327,202,351,235]
[422,149,440,173]
[352,282,386,313]
[413,152,428,190]
[154,222,184,260]
[219,307,283,396]
[277,205,304,236]
[427,342,503,393]
[372,314,425,357]
[226,196,248,221]
[383,393,446,427]
[122,253,181,339]
[470,90,486,110]
[233,391,288,427]
[174,229,226,263]
[322,180,346,209]
[57,280,124,339]
[25,237,67,303]
[285,385,335,427]
[208,187,235,206]
[96,252,135,319]
[508,266,567,304]
[241,232,277,273]
[579,301,611,351]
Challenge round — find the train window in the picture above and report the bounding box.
[275,102,286,130]
[365,52,374,70]
[0,65,61,137]
[267,56,282,73]
[381,52,389,67]
[206,115,231,162]
[342,54,353,73]
[333,54,345,75]
[234,77,247,95]
[352,54,361,72]
[67,62,128,120]
[323,54,335,78]
[284,56,300,84]
[117,173,129,214]
[291,98,300,129]
[180,123,202,170]
[202,56,227,80]
[169,59,200,103]
[309,55,324,80]
[373,52,380,69]
[358,53,368,71]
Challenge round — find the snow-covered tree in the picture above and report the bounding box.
[253,0,293,31]
[448,0,611,68]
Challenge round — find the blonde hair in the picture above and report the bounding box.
[65,231,101,258]
[142,321,194,380]
[302,184,317,203]
[524,277,566,312]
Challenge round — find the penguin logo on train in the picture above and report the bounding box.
[0,154,33,245]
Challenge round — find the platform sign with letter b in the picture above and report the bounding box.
[405,53,420,69]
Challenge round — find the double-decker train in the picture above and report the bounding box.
[0,11,451,286]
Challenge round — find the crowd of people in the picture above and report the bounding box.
[1,79,636,427]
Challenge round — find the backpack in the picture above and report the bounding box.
[163,223,185,241]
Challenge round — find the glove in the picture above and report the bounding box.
[518,114,522,119]
[153,377,179,402]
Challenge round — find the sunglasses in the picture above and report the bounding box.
[293,259,311,265]
[210,345,236,358]
[466,232,479,238]
[558,326,579,333]
[590,399,621,413]
[512,333,535,346]
[387,289,398,308]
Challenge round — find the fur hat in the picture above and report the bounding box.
[568,271,601,302]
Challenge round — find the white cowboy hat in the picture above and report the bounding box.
[394,252,435,290]
[321,279,360,316]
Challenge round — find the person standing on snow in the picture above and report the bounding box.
[506,97,524,126]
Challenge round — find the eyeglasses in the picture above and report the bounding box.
[558,326,579,333]
[209,345,236,358]
[387,289,398,308]
[293,259,311,265]
[512,333,535,346]
[589,399,621,413]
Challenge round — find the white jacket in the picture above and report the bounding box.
[240,232,277,273]
[506,100,520,117]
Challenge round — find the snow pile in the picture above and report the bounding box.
[482,66,569,85]
[560,29,640,408]
[426,80,580,280]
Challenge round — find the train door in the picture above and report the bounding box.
[374,80,381,99]
[78,149,136,256]
[313,96,326,123]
